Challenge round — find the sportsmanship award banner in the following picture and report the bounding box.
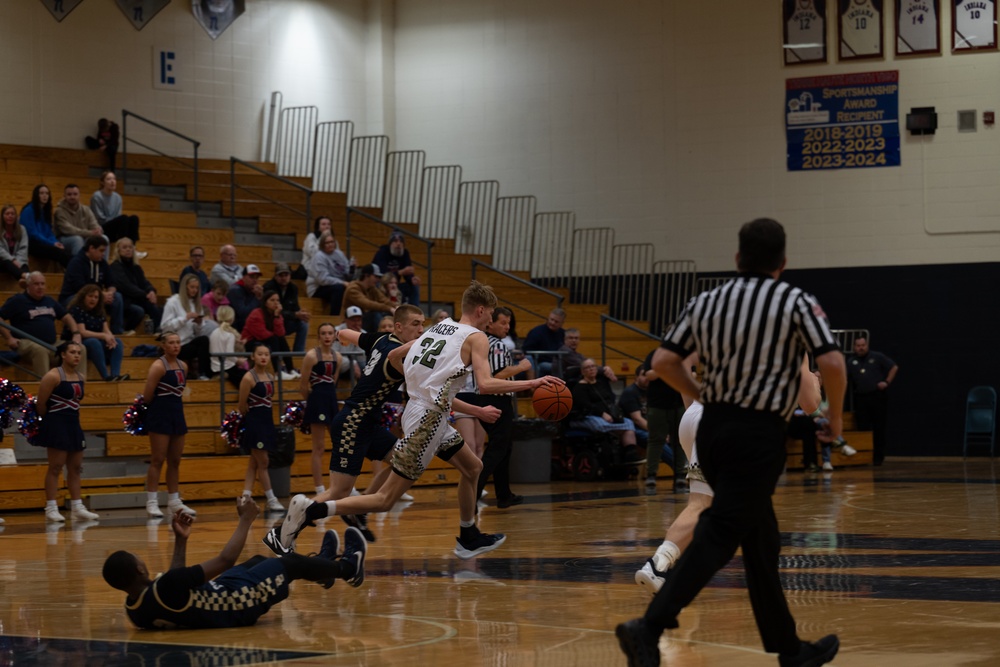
[785,70,900,171]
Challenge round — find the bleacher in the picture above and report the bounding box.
[0,142,871,513]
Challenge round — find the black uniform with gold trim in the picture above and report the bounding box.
[329,332,405,476]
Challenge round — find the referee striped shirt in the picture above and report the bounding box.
[662,273,838,419]
[464,333,512,393]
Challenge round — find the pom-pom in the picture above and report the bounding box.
[281,401,310,434]
[123,395,148,436]
[18,396,41,446]
[0,378,28,429]
[221,410,245,448]
[381,402,402,430]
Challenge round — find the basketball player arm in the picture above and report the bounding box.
[169,512,194,570]
[335,329,362,347]
[468,334,563,394]
[814,350,847,439]
[651,347,701,402]
[141,362,166,404]
[387,340,417,375]
[452,397,501,423]
[197,496,260,581]
[35,370,60,417]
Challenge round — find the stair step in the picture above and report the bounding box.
[125,183,187,199]
[198,216,257,232]
[234,232,295,249]
[90,166,151,184]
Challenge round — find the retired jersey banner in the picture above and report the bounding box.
[786,70,900,171]
[38,0,86,22]
[192,0,245,40]
[116,0,171,31]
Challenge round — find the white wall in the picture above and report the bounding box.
[0,0,370,161]
[392,0,1000,270]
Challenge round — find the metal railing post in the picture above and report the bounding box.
[229,157,236,228]
[121,110,128,178]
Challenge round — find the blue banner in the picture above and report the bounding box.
[786,70,900,171]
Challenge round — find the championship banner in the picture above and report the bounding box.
[38,0,85,22]
[116,0,171,31]
[192,0,245,40]
[785,70,900,171]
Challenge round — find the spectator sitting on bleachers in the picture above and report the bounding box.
[161,273,213,379]
[371,231,421,307]
[0,204,30,279]
[90,171,141,248]
[227,264,263,331]
[263,262,310,355]
[523,307,566,375]
[179,246,211,294]
[109,237,162,333]
[53,183,106,257]
[377,314,394,332]
[241,290,296,380]
[300,215,332,275]
[500,309,533,381]
[618,364,651,444]
[20,185,70,267]
[0,271,85,376]
[84,118,119,170]
[380,271,402,307]
[333,305,364,382]
[559,327,617,381]
[64,284,124,381]
[306,231,353,315]
[58,236,128,335]
[210,305,247,387]
[433,308,450,323]
[210,244,243,287]
[569,358,643,464]
[342,263,394,332]
[202,279,230,319]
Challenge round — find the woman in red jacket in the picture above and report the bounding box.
[242,290,296,380]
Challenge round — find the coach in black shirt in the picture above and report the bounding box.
[847,334,897,466]
[617,218,847,667]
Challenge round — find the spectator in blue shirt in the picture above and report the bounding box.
[179,246,212,295]
[19,185,70,267]
[522,308,567,376]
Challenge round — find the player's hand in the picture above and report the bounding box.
[171,511,195,539]
[236,495,260,522]
[534,375,565,388]
[479,406,502,423]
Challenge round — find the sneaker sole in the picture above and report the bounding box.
[278,494,312,550]
[453,534,507,560]
[634,568,664,597]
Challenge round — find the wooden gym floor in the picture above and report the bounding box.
[1,459,999,665]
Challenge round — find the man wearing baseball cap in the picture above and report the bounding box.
[342,263,394,332]
[264,262,311,354]
[372,231,422,307]
[227,263,263,331]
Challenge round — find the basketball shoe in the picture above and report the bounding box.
[634,559,668,596]
[146,501,164,518]
[316,529,340,589]
[276,494,312,551]
[167,499,197,516]
[342,526,368,588]
[454,530,506,560]
[778,635,840,667]
[341,513,376,542]
[615,618,661,667]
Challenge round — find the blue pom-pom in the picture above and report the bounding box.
[123,395,148,436]
[18,397,41,446]
[281,401,309,434]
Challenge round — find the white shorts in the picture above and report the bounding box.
[390,401,464,480]
[678,401,713,498]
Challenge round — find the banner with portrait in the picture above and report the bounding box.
[784,0,828,65]
[115,0,171,31]
[896,0,941,55]
[192,0,245,40]
[839,0,884,60]
[953,0,997,51]
[38,0,85,22]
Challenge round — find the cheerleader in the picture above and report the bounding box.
[142,331,195,518]
[37,341,99,522]
[299,323,342,494]
[239,342,285,512]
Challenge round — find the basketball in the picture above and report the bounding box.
[532,384,573,421]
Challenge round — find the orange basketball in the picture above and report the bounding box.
[532,384,573,421]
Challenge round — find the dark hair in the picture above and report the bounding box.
[85,235,108,251]
[738,218,786,273]
[57,340,82,359]
[190,245,204,257]
[492,306,513,322]
[507,310,519,343]
[313,216,332,236]
[64,183,79,192]
[1,205,19,240]
[28,184,52,225]
[68,284,106,318]
[317,322,336,334]
[211,279,228,293]
[359,263,379,278]
[261,290,279,331]
[248,341,270,356]
[102,550,139,591]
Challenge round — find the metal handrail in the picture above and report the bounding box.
[345,207,435,307]
[599,314,660,369]
[0,321,59,379]
[230,158,312,235]
[470,259,564,323]
[121,110,201,211]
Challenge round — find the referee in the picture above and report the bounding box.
[616,218,847,667]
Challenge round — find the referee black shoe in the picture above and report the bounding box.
[615,618,660,667]
[341,513,376,543]
[778,634,839,667]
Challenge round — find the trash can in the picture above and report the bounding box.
[510,419,558,483]
[268,426,297,498]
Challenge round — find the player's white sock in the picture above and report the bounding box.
[324,500,337,517]
[653,540,681,571]
[45,500,58,510]
[71,499,83,509]
[315,485,325,495]
[147,491,158,503]
[265,489,277,501]
[242,490,252,499]
[459,519,475,528]
[168,492,180,503]
[350,487,361,497]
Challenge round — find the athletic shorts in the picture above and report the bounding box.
[389,401,464,481]
[329,410,398,477]
[678,401,713,498]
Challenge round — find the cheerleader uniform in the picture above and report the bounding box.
[39,368,86,451]
[240,370,276,453]
[304,347,338,426]
[145,357,188,436]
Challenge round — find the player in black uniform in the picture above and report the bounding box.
[102,497,367,630]
[264,304,426,553]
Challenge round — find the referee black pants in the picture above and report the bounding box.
[643,403,800,655]
[469,394,516,501]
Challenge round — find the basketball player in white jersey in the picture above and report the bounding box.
[841,0,882,57]
[276,281,564,559]
[635,356,830,594]
[955,0,995,48]
[786,0,826,63]
[897,0,938,53]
